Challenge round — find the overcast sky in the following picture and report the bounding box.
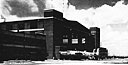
[68,0,128,9]
[1,0,127,17]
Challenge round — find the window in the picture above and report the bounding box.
[91,31,96,35]
[72,39,78,44]
[6,24,12,30]
[30,21,37,29]
[37,22,44,28]
[63,39,68,44]
[82,38,86,44]
[18,23,24,30]
[12,24,18,30]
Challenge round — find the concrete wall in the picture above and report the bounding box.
[0,16,96,59]
[0,18,55,59]
[43,18,54,59]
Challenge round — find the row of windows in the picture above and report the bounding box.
[0,22,45,35]
[1,22,44,30]
[63,38,86,44]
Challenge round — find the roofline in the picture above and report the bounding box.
[0,17,54,24]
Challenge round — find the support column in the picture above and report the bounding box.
[44,19,54,59]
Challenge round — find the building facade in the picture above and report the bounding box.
[0,9,99,59]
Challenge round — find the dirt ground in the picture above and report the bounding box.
[0,58,128,65]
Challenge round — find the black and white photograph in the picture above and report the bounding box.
[0,0,128,65]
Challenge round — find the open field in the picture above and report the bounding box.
[0,58,128,65]
[36,59,128,65]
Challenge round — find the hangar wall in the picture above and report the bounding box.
[0,9,100,59]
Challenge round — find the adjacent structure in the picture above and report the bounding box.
[90,27,100,49]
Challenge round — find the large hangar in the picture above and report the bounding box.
[0,9,99,60]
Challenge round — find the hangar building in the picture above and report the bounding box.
[0,9,99,59]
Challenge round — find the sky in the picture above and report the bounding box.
[1,0,128,56]
[65,0,128,56]
[69,0,121,9]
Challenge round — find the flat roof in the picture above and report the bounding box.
[0,17,90,33]
[0,17,54,23]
